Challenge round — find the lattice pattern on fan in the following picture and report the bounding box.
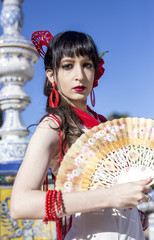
[55,117,154,192]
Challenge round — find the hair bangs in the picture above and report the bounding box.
[58,35,95,59]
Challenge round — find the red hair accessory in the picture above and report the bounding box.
[31,31,53,58]
[93,58,105,88]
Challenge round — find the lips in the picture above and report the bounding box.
[73,85,86,92]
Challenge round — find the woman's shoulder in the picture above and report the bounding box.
[28,115,60,153]
[29,113,60,144]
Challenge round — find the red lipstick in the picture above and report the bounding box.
[73,85,86,92]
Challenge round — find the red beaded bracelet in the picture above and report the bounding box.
[43,190,63,224]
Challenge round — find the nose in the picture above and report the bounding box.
[75,64,85,82]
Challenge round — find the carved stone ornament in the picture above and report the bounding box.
[0,0,39,162]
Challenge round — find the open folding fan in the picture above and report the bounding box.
[55,117,154,192]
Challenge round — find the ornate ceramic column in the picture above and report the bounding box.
[0,2,56,239]
[0,0,39,163]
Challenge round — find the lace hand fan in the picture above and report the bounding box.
[55,117,154,192]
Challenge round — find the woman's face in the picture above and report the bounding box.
[56,55,95,108]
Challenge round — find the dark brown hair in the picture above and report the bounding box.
[43,31,99,149]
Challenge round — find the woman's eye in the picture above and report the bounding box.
[62,64,73,70]
[83,62,93,68]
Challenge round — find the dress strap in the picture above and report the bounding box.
[45,114,61,127]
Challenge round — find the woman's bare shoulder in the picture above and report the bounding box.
[29,118,60,148]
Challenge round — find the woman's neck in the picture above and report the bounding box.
[70,102,88,113]
[59,92,88,112]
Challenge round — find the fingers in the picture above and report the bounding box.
[143,185,152,194]
[144,177,153,185]
[142,193,152,203]
[129,181,152,205]
[138,177,153,185]
[137,183,152,203]
[112,179,152,209]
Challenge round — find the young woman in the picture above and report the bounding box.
[10,30,152,240]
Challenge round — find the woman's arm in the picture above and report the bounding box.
[10,120,60,219]
[62,178,152,216]
[10,120,152,220]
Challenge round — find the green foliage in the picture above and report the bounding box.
[107,112,130,121]
[99,51,109,58]
[151,184,154,190]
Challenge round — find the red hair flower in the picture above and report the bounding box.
[93,58,105,88]
[93,51,108,88]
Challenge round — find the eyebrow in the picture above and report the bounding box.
[60,59,74,63]
[60,58,92,63]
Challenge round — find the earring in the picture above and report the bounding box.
[90,88,95,107]
[49,81,59,108]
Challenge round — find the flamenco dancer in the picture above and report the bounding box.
[11,30,152,239]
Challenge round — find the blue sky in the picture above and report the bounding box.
[0,0,154,137]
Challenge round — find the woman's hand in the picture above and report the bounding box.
[108,177,152,209]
